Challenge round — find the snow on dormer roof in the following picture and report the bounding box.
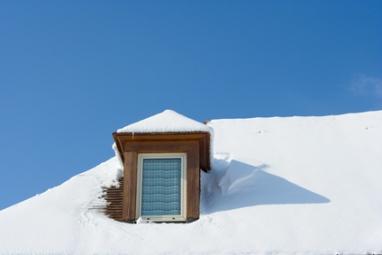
[117,109,211,134]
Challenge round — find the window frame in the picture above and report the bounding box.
[136,153,187,222]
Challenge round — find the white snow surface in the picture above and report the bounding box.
[1,111,382,254]
[117,109,211,134]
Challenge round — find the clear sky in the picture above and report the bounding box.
[0,1,381,209]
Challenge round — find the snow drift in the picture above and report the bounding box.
[1,111,382,254]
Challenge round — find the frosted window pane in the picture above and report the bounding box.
[141,158,181,216]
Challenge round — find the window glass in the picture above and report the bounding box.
[141,158,182,216]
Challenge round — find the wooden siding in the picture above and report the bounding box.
[113,132,211,171]
[103,177,124,221]
[186,143,200,221]
[122,151,137,222]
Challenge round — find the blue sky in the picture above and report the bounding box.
[0,1,381,209]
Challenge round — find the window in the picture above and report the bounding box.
[136,153,187,221]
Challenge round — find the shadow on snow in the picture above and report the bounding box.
[201,160,330,214]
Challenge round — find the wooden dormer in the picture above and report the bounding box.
[108,110,212,223]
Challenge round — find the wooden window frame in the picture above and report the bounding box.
[136,153,187,222]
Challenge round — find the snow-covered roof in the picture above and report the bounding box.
[1,110,382,254]
[117,109,211,134]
